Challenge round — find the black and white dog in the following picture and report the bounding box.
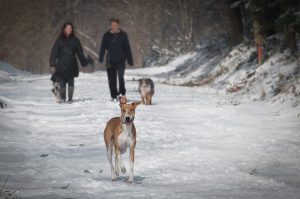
[50,72,63,103]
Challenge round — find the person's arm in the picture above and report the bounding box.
[49,38,60,68]
[99,33,108,63]
[76,37,87,67]
[124,33,133,66]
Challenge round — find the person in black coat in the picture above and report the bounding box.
[50,22,88,102]
[99,18,133,101]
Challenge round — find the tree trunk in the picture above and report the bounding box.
[249,0,264,65]
[286,24,297,54]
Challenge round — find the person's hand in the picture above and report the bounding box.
[51,67,56,74]
[86,55,94,67]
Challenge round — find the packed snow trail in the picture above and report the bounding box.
[0,70,300,199]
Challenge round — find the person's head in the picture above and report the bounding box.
[110,18,120,32]
[61,22,74,37]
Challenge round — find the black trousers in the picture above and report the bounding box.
[107,63,126,99]
[59,76,74,100]
[59,76,74,88]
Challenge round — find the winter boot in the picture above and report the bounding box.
[68,86,74,103]
[60,88,66,102]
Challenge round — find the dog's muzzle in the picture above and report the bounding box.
[123,116,134,125]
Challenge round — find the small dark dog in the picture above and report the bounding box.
[50,72,63,103]
[138,78,155,105]
[0,99,7,109]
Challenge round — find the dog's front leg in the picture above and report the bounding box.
[141,97,145,105]
[146,95,151,105]
[115,154,119,176]
[128,147,135,183]
[107,143,116,181]
[116,149,126,174]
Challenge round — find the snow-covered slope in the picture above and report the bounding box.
[0,61,30,83]
[127,41,300,107]
[0,65,300,198]
[0,61,30,76]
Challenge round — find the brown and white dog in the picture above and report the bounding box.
[104,99,141,183]
[138,78,155,105]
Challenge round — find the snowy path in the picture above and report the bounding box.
[0,71,300,199]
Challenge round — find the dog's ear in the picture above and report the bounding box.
[119,96,127,105]
[132,101,141,107]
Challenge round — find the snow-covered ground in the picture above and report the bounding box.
[0,64,300,198]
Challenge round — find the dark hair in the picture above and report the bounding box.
[110,18,120,24]
[61,22,75,37]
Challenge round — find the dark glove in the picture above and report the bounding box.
[86,55,94,67]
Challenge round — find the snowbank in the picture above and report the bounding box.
[126,42,300,107]
[0,61,30,82]
[0,61,29,76]
[126,52,196,78]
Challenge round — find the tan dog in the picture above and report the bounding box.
[104,100,141,182]
[138,78,154,105]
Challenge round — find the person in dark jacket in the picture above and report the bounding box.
[50,22,88,103]
[99,18,133,101]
